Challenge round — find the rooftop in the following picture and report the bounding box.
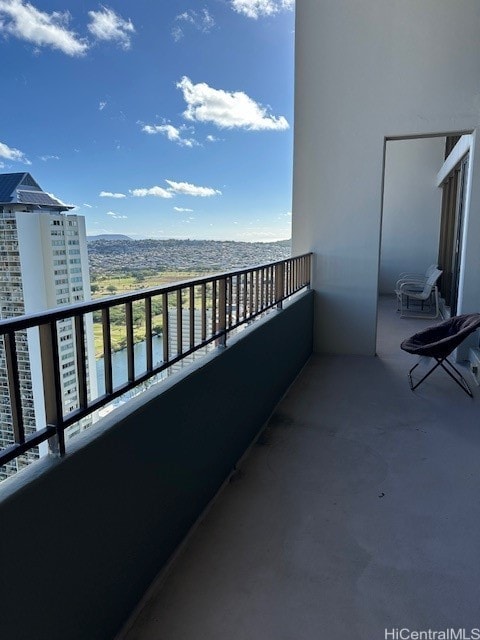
[0,172,72,210]
[121,296,480,639]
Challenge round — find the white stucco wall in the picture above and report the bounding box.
[293,0,480,354]
[379,138,444,294]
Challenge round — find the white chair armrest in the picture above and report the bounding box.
[396,276,426,289]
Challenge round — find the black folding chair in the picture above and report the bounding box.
[400,313,480,397]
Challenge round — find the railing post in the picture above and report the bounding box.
[102,307,113,394]
[74,315,88,411]
[145,297,153,372]
[4,331,25,446]
[162,292,169,363]
[189,286,195,350]
[39,322,65,457]
[218,277,227,347]
[275,262,285,309]
[125,302,135,383]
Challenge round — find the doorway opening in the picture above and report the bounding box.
[376,133,473,355]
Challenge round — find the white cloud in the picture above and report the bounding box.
[171,26,183,42]
[165,179,221,197]
[99,101,107,111]
[130,180,220,199]
[131,186,174,199]
[0,140,30,164]
[106,211,127,219]
[0,0,88,56]
[172,8,214,41]
[176,10,195,25]
[142,123,198,148]
[99,191,126,198]
[201,8,215,30]
[177,76,289,131]
[87,6,135,50]
[39,154,59,161]
[206,134,219,142]
[174,207,194,212]
[83,203,93,208]
[231,0,294,19]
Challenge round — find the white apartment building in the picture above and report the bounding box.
[0,172,97,479]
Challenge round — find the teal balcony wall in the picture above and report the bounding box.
[0,291,313,640]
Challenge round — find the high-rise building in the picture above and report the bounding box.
[0,172,97,480]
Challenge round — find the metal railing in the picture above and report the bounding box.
[0,253,311,470]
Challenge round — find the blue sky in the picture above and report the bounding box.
[0,0,294,241]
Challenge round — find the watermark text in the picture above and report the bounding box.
[385,630,480,640]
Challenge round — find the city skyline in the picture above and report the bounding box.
[0,0,294,242]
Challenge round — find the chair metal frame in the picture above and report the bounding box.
[408,356,473,397]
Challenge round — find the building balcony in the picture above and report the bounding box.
[120,296,480,640]
[1,268,479,639]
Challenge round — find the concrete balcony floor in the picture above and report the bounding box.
[122,296,480,640]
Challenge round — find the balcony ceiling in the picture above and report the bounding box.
[122,296,480,640]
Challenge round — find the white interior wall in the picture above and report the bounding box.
[293,0,480,355]
[379,138,444,294]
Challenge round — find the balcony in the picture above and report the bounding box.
[1,277,479,639]
[118,296,480,639]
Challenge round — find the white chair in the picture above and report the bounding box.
[395,268,443,318]
[395,264,438,291]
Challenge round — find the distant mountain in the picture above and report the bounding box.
[87,234,132,242]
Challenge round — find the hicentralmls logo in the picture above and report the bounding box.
[385,630,480,640]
